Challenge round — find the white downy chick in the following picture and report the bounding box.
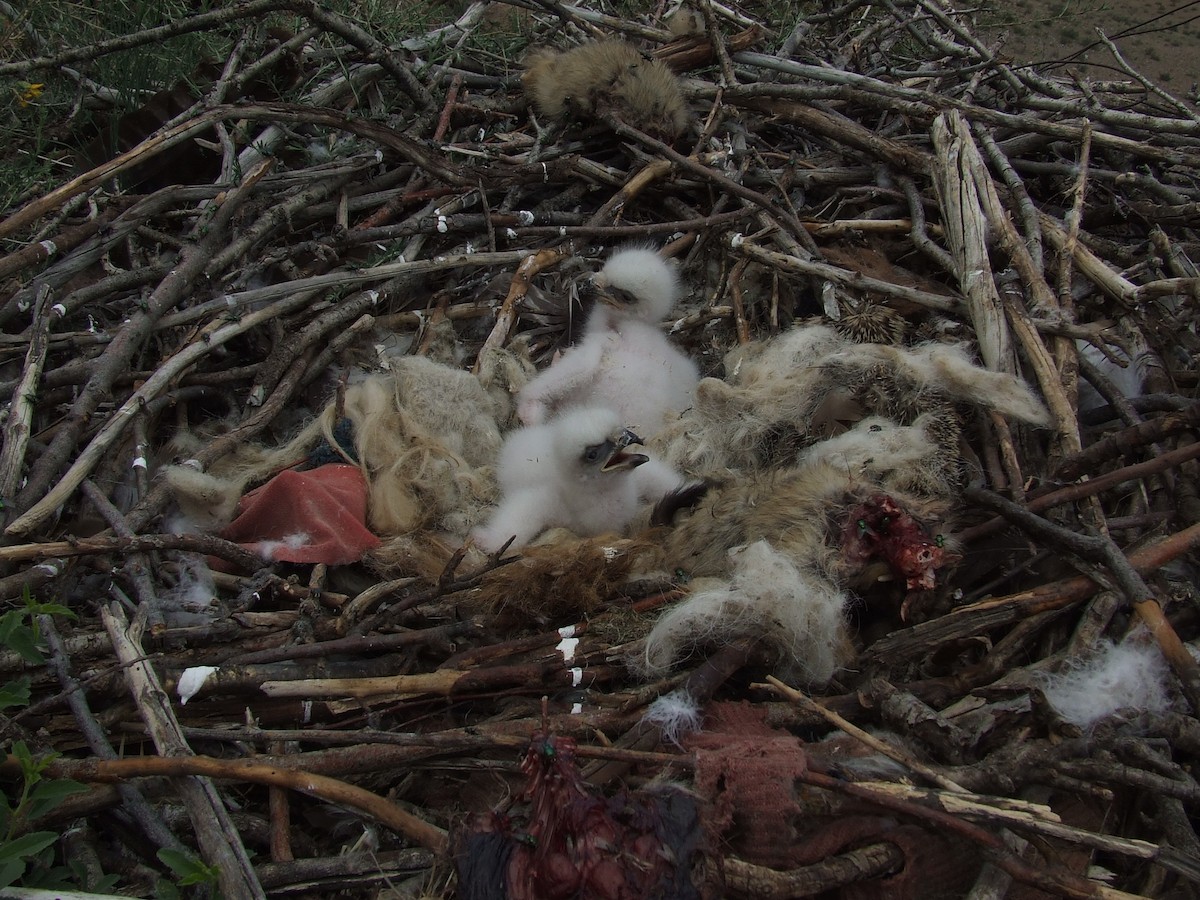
[473,406,683,553]
[517,248,699,436]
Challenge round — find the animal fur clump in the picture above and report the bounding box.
[652,323,1050,478]
[640,540,853,684]
[468,534,665,626]
[522,41,689,140]
[661,416,953,580]
[162,465,247,532]
[475,343,536,429]
[320,358,504,538]
[164,356,506,542]
[640,417,954,683]
[1038,635,1172,729]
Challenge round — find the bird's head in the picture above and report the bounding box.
[590,247,681,322]
[552,407,648,481]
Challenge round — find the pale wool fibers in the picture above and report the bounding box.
[161,465,247,531]
[162,356,506,541]
[306,358,503,536]
[641,540,850,685]
[1040,637,1171,728]
[362,355,503,469]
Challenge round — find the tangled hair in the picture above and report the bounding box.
[638,540,852,685]
[336,359,503,536]
[652,324,1049,478]
[165,356,512,539]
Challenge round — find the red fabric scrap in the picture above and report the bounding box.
[218,464,380,565]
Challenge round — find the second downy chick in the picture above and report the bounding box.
[521,40,689,140]
[472,406,683,553]
[517,247,700,436]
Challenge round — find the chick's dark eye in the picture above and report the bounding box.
[583,445,603,463]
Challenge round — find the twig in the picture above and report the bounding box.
[963,486,1200,713]
[101,603,265,900]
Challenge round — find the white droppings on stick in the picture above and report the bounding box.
[178,666,218,705]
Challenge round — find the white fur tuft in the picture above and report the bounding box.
[258,532,312,560]
[643,689,703,745]
[641,540,849,684]
[1040,636,1171,728]
[162,465,246,531]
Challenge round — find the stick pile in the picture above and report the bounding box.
[3,0,1200,896]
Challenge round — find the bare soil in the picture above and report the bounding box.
[979,0,1199,96]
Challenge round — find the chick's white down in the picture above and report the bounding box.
[517,248,699,435]
[472,406,683,552]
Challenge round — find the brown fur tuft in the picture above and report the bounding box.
[522,40,689,140]
[468,533,666,627]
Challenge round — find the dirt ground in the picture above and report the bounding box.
[977,0,1199,97]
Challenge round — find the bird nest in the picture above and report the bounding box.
[3,1,1200,898]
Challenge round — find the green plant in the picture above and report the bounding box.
[0,742,90,889]
[156,847,222,899]
[2,0,230,217]
[0,588,98,890]
[0,586,76,672]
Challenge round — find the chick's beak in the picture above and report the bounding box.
[602,448,649,472]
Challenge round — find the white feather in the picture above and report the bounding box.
[643,690,703,745]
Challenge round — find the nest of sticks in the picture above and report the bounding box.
[3,0,1200,897]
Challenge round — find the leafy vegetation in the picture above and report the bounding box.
[156,847,222,899]
[0,591,94,890]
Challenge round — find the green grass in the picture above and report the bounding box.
[2,0,230,213]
